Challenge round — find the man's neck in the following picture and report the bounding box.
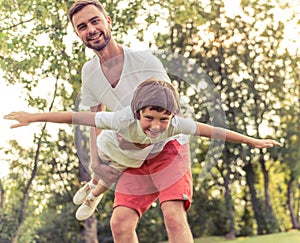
[95,39,124,87]
[95,39,123,63]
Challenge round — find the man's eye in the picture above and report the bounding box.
[77,25,86,31]
[92,19,100,24]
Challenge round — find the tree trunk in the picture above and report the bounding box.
[0,179,4,209]
[244,162,266,235]
[259,151,278,233]
[224,156,236,239]
[287,176,300,229]
[297,182,300,224]
[11,124,46,243]
[75,125,98,243]
[83,214,99,243]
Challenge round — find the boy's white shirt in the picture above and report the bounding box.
[95,106,197,169]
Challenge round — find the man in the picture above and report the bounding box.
[68,1,194,242]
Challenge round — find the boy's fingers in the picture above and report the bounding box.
[4,113,17,120]
[10,124,21,129]
[267,140,281,147]
[270,140,281,146]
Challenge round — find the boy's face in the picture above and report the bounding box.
[139,107,173,138]
[72,5,111,52]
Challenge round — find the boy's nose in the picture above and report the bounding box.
[151,121,160,130]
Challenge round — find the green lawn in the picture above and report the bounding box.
[193,230,300,243]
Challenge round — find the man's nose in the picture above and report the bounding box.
[87,24,97,33]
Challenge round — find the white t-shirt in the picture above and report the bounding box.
[95,107,197,169]
[81,46,170,111]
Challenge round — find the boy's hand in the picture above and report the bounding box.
[3,112,31,128]
[251,139,282,149]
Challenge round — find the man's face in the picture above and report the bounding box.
[139,107,173,138]
[72,5,111,52]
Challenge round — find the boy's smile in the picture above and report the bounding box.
[139,107,173,138]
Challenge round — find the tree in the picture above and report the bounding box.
[1,0,299,241]
[152,0,298,237]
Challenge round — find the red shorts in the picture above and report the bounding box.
[113,140,193,217]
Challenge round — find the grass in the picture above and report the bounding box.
[193,230,300,243]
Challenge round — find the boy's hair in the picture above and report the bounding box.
[131,78,181,119]
[68,0,108,25]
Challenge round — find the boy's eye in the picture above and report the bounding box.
[161,118,170,122]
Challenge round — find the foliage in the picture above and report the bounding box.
[0,0,299,242]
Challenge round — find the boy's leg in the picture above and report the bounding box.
[73,180,96,205]
[149,141,193,243]
[91,181,108,196]
[75,192,103,221]
[73,160,122,205]
[75,163,125,221]
[161,201,193,243]
[75,180,108,221]
[110,206,139,243]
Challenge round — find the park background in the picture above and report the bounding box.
[0,0,299,242]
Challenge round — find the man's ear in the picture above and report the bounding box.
[107,16,112,26]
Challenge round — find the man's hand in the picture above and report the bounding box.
[93,163,122,186]
[117,133,150,150]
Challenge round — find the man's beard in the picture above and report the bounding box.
[86,32,111,52]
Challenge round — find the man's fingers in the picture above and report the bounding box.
[108,167,122,175]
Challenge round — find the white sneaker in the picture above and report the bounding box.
[75,193,103,221]
[73,181,95,205]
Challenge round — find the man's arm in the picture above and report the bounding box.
[89,104,121,185]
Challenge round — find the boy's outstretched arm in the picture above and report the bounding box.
[195,122,281,149]
[4,111,96,129]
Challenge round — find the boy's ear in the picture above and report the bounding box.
[135,109,141,120]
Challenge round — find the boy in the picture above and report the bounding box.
[4,78,281,221]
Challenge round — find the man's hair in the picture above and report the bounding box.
[131,78,181,119]
[68,0,108,25]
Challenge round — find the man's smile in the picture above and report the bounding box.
[87,31,103,41]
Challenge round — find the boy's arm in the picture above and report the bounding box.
[4,111,96,128]
[195,122,281,148]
